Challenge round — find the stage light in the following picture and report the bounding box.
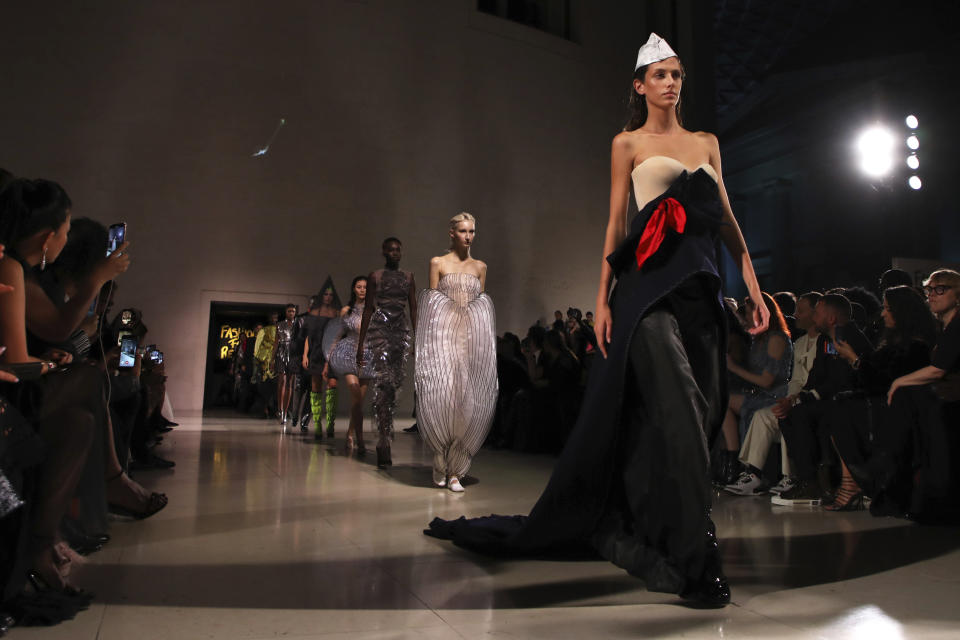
[905,115,918,129]
[908,176,922,190]
[906,135,919,150]
[856,126,895,177]
[906,155,919,170]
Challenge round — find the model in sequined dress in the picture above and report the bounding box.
[326,276,374,452]
[357,238,417,468]
[415,213,496,492]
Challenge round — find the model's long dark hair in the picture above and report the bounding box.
[346,275,367,312]
[882,285,937,348]
[624,61,685,131]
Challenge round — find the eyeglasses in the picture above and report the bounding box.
[923,284,952,296]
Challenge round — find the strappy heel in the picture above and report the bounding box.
[825,478,865,512]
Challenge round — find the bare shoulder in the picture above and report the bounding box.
[0,256,23,281]
[612,130,641,154]
[429,255,444,266]
[693,130,719,149]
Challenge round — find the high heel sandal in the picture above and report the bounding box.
[825,479,865,512]
[106,471,169,520]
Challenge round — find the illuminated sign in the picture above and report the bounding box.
[219,325,257,360]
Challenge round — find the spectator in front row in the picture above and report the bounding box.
[824,285,936,510]
[725,292,822,495]
[772,294,873,505]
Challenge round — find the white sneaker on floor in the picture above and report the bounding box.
[432,469,446,488]
[724,471,765,496]
[448,477,464,493]
[768,476,797,495]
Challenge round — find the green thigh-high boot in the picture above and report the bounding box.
[310,391,324,439]
[325,388,338,438]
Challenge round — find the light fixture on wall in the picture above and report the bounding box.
[855,125,895,178]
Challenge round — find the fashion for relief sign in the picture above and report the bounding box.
[219,326,256,360]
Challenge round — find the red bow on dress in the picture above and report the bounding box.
[634,197,687,270]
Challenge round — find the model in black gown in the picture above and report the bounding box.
[424,34,769,607]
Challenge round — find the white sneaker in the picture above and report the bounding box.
[768,476,797,495]
[432,469,446,488]
[724,471,765,496]
[448,477,464,493]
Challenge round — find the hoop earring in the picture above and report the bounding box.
[40,247,48,271]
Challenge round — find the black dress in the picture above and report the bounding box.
[300,314,331,377]
[426,159,728,595]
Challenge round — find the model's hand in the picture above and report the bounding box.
[594,302,613,359]
[302,355,309,369]
[746,290,770,335]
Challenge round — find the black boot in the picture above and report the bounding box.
[714,450,740,486]
[680,523,731,608]
[376,446,392,469]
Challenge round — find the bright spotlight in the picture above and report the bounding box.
[856,126,895,177]
[906,135,919,150]
[908,176,922,190]
[905,115,918,129]
[906,155,919,170]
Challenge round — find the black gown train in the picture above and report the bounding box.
[425,157,729,594]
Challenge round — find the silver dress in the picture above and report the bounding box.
[415,272,497,477]
[367,269,414,445]
[327,305,374,379]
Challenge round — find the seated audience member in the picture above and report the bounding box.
[727,292,822,496]
[879,268,914,294]
[822,285,936,510]
[772,294,872,505]
[773,291,799,340]
[716,293,792,486]
[0,179,98,600]
[489,333,531,448]
[870,269,960,521]
[844,286,882,344]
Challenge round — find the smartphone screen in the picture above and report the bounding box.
[107,223,127,257]
[118,336,138,369]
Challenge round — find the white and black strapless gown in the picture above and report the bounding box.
[415,273,498,478]
[426,157,729,596]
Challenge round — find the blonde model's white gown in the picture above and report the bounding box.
[415,273,497,478]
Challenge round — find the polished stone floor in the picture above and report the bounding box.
[16,413,960,639]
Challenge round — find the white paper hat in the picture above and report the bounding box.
[635,33,678,70]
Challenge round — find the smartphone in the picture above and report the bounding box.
[0,362,48,381]
[118,335,138,369]
[107,223,127,257]
[833,325,847,344]
[156,351,164,365]
[117,329,133,346]
[148,347,161,364]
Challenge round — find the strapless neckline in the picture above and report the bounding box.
[439,272,481,283]
[632,155,718,183]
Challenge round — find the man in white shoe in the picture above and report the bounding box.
[725,292,822,495]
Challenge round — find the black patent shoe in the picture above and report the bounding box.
[680,574,731,608]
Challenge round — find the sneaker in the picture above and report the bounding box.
[724,472,765,496]
[770,479,821,506]
[768,476,797,495]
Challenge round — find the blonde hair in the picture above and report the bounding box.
[448,212,476,249]
[924,268,960,292]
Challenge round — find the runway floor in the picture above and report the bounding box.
[16,413,960,639]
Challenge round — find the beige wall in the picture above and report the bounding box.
[1,1,646,411]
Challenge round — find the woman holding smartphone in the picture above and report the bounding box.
[426,34,768,607]
[0,179,166,597]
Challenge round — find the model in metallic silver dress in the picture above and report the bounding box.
[326,276,373,453]
[273,304,300,425]
[415,213,496,492]
[357,238,417,468]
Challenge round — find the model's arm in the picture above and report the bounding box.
[706,134,769,335]
[478,261,488,291]
[357,274,376,363]
[594,133,634,358]
[428,257,441,289]
[408,272,418,333]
